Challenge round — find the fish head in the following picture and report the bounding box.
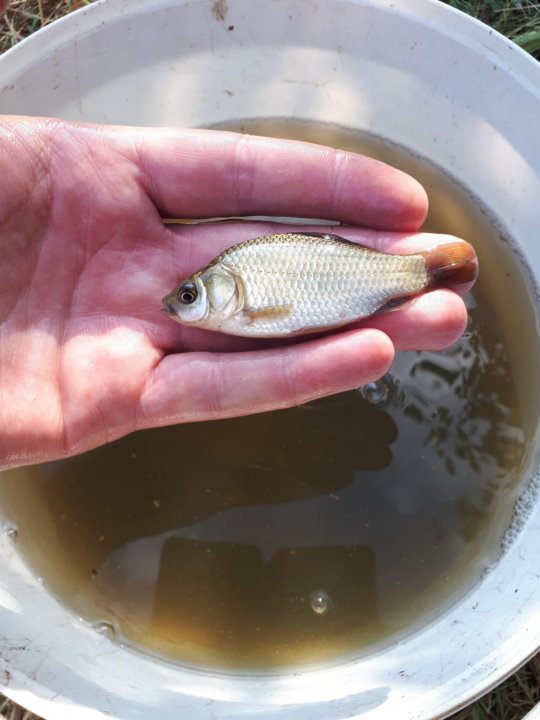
[162,266,242,328]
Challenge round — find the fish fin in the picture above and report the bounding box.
[420,242,478,289]
[299,232,350,242]
[243,305,293,322]
[300,232,384,252]
[374,295,416,316]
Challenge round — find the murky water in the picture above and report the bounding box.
[1,122,539,670]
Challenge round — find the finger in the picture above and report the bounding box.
[361,289,469,351]
[114,126,428,230]
[0,0,9,14]
[137,329,394,426]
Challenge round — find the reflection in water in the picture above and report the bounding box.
[151,541,378,664]
[404,308,524,483]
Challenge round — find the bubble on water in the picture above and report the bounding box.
[480,563,494,581]
[310,590,333,615]
[92,621,117,640]
[500,471,540,556]
[358,378,389,404]
[3,523,18,541]
[462,312,476,340]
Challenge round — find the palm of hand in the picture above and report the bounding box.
[0,119,470,468]
[1,127,158,461]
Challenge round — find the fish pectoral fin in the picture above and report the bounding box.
[243,304,293,323]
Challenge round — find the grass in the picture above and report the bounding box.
[0,1,540,719]
[445,0,540,57]
[450,656,540,719]
[0,0,90,52]
[0,697,40,720]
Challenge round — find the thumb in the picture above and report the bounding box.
[0,0,10,14]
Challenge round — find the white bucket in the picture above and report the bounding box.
[526,703,540,720]
[1,1,540,718]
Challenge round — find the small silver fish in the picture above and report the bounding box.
[162,232,477,338]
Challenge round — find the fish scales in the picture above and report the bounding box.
[219,234,428,335]
[161,232,478,338]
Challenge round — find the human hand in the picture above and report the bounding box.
[0,116,473,469]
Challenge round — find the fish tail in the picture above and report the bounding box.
[421,242,478,289]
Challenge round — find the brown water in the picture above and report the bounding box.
[1,121,539,670]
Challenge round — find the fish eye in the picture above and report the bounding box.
[178,283,198,305]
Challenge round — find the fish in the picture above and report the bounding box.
[161,232,478,338]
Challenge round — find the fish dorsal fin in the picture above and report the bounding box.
[299,232,384,252]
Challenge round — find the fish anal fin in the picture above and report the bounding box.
[375,295,416,316]
[244,305,293,322]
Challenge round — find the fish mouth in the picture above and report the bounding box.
[161,298,176,316]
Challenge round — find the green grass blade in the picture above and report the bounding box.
[513,28,540,54]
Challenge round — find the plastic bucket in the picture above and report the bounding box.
[1,1,540,718]
[526,703,540,720]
